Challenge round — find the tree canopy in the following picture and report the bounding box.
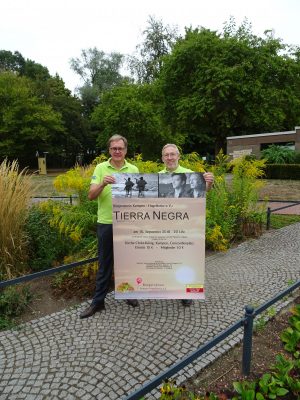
[128,16,179,83]
[1,18,300,166]
[158,20,300,153]
[91,83,176,159]
[0,72,64,166]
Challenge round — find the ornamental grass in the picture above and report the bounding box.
[0,159,34,280]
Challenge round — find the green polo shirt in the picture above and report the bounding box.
[91,159,139,223]
[159,165,193,173]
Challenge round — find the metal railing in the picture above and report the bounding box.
[266,200,300,230]
[123,280,300,400]
[32,195,77,205]
[1,259,299,400]
[0,257,97,289]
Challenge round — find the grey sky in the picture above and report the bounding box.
[1,0,299,93]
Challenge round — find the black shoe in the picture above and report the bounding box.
[80,302,105,319]
[181,299,193,307]
[126,299,139,307]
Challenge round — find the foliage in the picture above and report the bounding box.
[0,50,93,168]
[254,307,276,332]
[256,372,289,399]
[158,379,203,399]
[158,19,300,154]
[25,205,74,271]
[269,214,300,229]
[0,50,25,74]
[51,153,267,254]
[0,159,34,280]
[32,75,91,166]
[0,286,32,330]
[38,200,97,250]
[206,175,237,250]
[0,71,65,167]
[39,166,98,261]
[151,302,300,399]
[280,304,300,358]
[53,164,95,204]
[127,154,162,173]
[179,152,206,173]
[70,47,125,115]
[70,47,124,90]
[261,145,297,164]
[128,16,179,83]
[206,155,266,250]
[264,163,300,180]
[91,82,175,159]
[232,380,256,399]
[229,158,266,219]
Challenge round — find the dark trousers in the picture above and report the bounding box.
[92,223,114,305]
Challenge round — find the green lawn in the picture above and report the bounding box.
[270,214,300,229]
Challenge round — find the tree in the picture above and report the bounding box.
[128,16,179,83]
[70,48,125,114]
[0,50,94,166]
[0,72,65,167]
[31,74,93,166]
[159,20,300,154]
[91,83,175,159]
[0,50,25,73]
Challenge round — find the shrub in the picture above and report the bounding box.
[128,154,162,173]
[0,159,35,280]
[0,286,32,330]
[294,152,300,164]
[206,155,266,249]
[25,205,75,271]
[53,164,94,204]
[264,164,300,179]
[51,154,266,257]
[261,144,296,164]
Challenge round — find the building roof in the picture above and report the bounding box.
[227,129,297,140]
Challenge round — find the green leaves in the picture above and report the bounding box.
[91,83,172,159]
[232,381,256,399]
[159,23,300,154]
[0,72,64,165]
[280,304,300,357]
[261,145,297,164]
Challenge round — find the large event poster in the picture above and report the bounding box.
[112,173,206,300]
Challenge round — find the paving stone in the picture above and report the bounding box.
[0,223,299,399]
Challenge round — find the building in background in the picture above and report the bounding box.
[227,127,300,159]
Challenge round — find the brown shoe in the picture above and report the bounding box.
[80,302,105,319]
[126,299,139,307]
[181,299,193,307]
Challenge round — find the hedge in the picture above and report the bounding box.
[264,164,300,180]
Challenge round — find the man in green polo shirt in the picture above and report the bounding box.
[159,143,214,307]
[80,134,139,319]
[159,143,214,191]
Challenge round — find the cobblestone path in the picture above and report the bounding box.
[0,224,299,400]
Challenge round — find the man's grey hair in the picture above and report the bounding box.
[107,135,128,149]
[162,143,180,155]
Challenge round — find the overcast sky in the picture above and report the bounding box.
[1,0,299,93]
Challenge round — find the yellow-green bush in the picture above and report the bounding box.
[206,155,267,250]
[53,164,95,204]
[47,152,266,257]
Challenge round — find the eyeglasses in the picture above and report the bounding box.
[163,152,178,158]
[110,147,125,152]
